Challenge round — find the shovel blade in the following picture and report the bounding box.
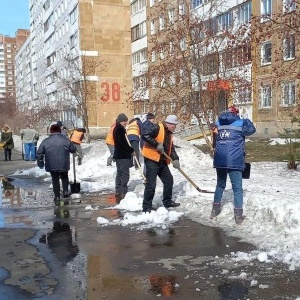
[70,182,81,194]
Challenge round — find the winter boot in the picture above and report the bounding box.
[78,158,82,165]
[234,208,245,225]
[54,196,60,207]
[210,203,221,219]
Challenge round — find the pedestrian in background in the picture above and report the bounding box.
[113,113,134,202]
[105,122,116,166]
[127,117,142,169]
[1,124,14,161]
[57,120,69,137]
[70,128,86,165]
[36,124,76,206]
[20,124,39,161]
[211,105,256,225]
[141,114,181,213]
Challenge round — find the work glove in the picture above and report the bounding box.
[156,143,164,154]
[172,160,180,169]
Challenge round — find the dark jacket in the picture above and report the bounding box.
[1,127,14,150]
[140,119,154,148]
[113,123,134,159]
[142,121,179,163]
[213,112,256,170]
[36,133,76,172]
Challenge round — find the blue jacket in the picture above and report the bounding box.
[213,112,256,170]
[36,133,76,172]
[140,119,154,148]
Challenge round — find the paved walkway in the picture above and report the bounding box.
[0,149,35,176]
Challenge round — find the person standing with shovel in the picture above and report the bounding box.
[141,115,181,213]
[36,124,76,206]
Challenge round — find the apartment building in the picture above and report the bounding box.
[252,0,300,136]
[142,0,253,122]
[0,30,29,108]
[16,0,133,134]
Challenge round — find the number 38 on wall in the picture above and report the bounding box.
[100,82,120,102]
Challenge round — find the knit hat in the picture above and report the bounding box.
[57,120,63,127]
[146,113,155,120]
[165,115,178,125]
[227,106,239,114]
[50,124,62,133]
[116,113,128,123]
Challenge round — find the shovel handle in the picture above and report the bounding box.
[73,153,76,183]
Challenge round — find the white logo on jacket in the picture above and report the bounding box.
[220,130,230,138]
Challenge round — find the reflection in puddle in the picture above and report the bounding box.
[218,281,249,300]
[0,176,50,207]
[39,221,79,266]
[147,228,175,248]
[149,274,177,296]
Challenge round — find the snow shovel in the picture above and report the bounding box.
[70,153,81,193]
[125,135,147,184]
[163,152,214,194]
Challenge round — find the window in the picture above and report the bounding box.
[131,0,138,15]
[261,0,272,21]
[70,32,78,48]
[150,0,154,7]
[179,2,185,17]
[151,51,156,62]
[150,20,156,35]
[238,2,252,24]
[283,0,296,13]
[260,84,272,108]
[218,11,233,31]
[283,34,295,60]
[202,54,218,75]
[131,25,139,42]
[191,0,202,9]
[159,15,165,31]
[151,76,157,89]
[168,9,174,25]
[70,5,78,24]
[235,85,252,104]
[282,81,295,106]
[261,41,271,65]
[180,38,186,51]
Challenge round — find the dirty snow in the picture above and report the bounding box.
[11,135,300,271]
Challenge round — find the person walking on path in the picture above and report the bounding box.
[211,105,256,225]
[36,124,76,206]
[20,124,39,161]
[113,113,134,201]
[1,124,14,161]
[141,114,181,213]
[105,123,116,166]
[126,117,143,169]
[70,128,86,165]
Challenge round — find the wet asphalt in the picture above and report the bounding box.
[0,151,300,299]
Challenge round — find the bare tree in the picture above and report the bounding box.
[131,0,252,149]
[55,51,109,142]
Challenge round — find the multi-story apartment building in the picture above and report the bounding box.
[141,0,253,124]
[0,30,29,108]
[16,0,133,134]
[252,0,300,136]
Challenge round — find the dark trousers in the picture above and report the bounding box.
[4,149,12,161]
[115,159,131,194]
[50,171,69,198]
[143,158,173,211]
[130,140,140,168]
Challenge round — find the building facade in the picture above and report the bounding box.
[0,30,29,109]
[252,0,300,136]
[16,0,133,134]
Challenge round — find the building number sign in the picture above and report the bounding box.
[101,82,120,102]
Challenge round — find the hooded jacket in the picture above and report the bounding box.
[36,133,76,172]
[213,112,256,170]
[1,126,14,149]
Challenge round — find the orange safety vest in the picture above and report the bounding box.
[70,130,83,144]
[127,120,140,136]
[105,124,115,145]
[142,123,172,164]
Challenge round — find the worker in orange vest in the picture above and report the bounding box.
[126,117,143,169]
[70,128,86,165]
[105,123,116,166]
